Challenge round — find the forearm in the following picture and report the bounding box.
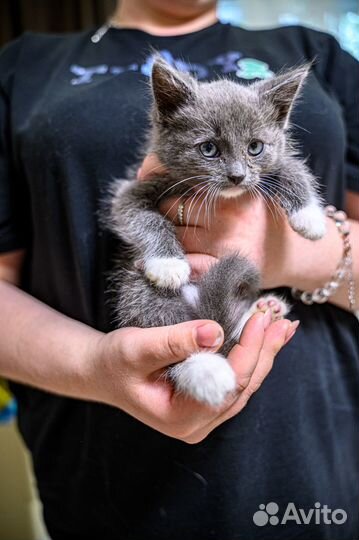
[0,280,103,399]
[285,217,359,312]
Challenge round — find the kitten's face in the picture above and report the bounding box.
[150,58,309,198]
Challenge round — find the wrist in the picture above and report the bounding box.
[76,328,109,403]
[283,217,343,291]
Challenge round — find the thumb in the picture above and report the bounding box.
[131,320,224,370]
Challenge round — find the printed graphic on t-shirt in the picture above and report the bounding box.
[69,50,274,85]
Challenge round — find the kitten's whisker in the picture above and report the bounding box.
[255,184,285,223]
[206,184,217,229]
[143,164,169,176]
[161,179,215,224]
[156,175,211,202]
[184,184,212,241]
[210,183,222,226]
[259,177,297,200]
[162,183,204,221]
[184,183,213,229]
[250,183,280,224]
[194,185,213,231]
[207,183,220,228]
[290,122,311,134]
[259,183,294,208]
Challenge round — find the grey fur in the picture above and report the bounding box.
[105,57,324,406]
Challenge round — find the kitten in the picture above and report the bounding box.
[106,57,325,407]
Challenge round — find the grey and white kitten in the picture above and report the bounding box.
[106,57,325,406]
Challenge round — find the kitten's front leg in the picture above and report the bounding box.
[274,159,326,240]
[289,199,326,240]
[144,257,190,290]
[110,179,190,290]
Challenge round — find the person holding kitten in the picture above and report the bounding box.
[0,1,358,539]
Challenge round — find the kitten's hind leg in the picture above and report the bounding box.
[114,266,236,407]
[168,254,261,406]
[169,294,287,405]
[169,352,237,407]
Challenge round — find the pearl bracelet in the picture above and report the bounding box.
[291,205,356,311]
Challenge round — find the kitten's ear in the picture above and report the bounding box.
[151,56,196,118]
[257,64,311,128]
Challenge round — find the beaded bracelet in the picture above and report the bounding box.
[291,205,356,311]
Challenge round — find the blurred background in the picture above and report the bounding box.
[0,0,358,58]
[0,1,358,539]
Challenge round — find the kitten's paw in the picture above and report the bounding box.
[252,295,290,321]
[289,203,326,240]
[228,295,291,343]
[145,257,190,289]
[170,353,236,407]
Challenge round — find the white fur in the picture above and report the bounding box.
[220,186,246,199]
[171,352,236,407]
[144,257,190,289]
[289,202,326,240]
[229,311,253,343]
[181,284,200,308]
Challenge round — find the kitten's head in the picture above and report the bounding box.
[150,56,310,198]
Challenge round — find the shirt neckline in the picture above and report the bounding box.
[106,20,224,40]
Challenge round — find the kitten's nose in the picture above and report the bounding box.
[228,174,245,186]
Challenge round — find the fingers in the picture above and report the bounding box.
[126,320,224,372]
[137,153,167,181]
[234,318,292,406]
[183,316,295,443]
[227,311,268,391]
[186,254,217,281]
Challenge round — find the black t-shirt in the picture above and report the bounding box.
[1,22,358,540]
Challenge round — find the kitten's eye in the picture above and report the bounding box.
[248,140,264,156]
[199,141,220,159]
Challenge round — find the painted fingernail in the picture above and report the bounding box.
[196,324,223,348]
[263,309,272,329]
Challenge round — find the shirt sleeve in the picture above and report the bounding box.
[0,37,30,253]
[315,33,359,194]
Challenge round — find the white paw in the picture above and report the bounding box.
[252,295,290,320]
[144,257,190,289]
[289,203,326,240]
[170,353,236,407]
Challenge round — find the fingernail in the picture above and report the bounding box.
[196,323,223,348]
[290,320,300,332]
[285,320,300,343]
[263,309,272,329]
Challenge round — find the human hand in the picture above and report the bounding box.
[89,313,297,443]
[138,154,294,289]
